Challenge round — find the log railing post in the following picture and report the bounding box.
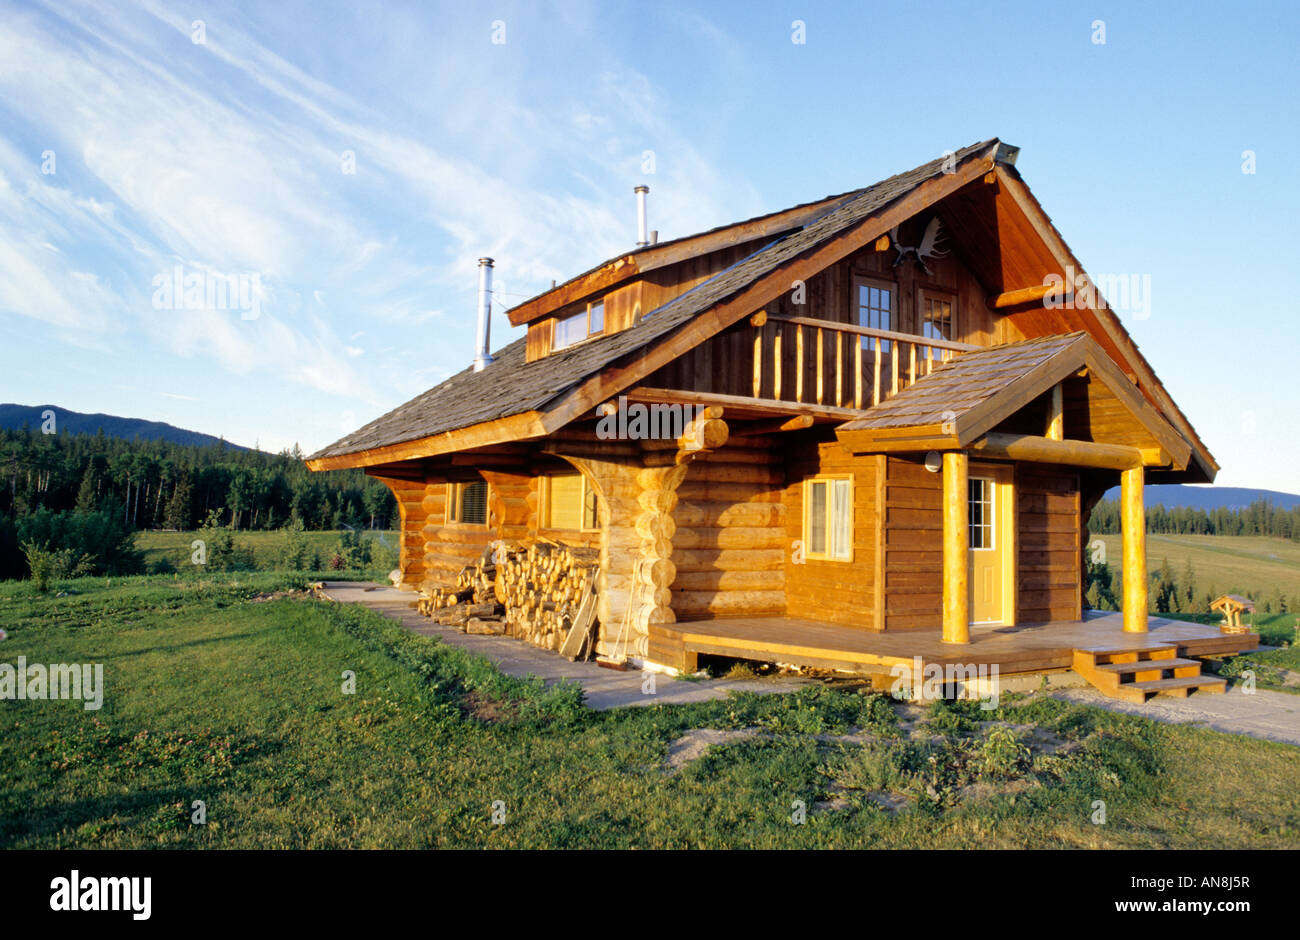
[1121,464,1148,633]
[942,451,970,644]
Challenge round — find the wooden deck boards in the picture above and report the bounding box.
[651,612,1258,676]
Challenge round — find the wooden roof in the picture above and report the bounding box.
[308,140,1000,468]
[505,187,868,327]
[836,331,1193,471]
[1211,594,1255,611]
[308,138,1215,481]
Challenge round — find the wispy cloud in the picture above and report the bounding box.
[0,0,758,444]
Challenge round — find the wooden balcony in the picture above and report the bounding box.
[751,314,980,410]
[624,316,984,428]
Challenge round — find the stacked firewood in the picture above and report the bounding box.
[416,544,506,634]
[417,540,599,654]
[500,541,598,652]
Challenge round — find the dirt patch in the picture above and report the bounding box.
[249,590,304,603]
[663,728,765,774]
[863,790,909,815]
[814,783,851,812]
[463,692,517,724]
[894,704,928,738]
[976,721,1078,757]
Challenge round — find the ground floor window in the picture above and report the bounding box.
[448,480,489,526]
[804,476,853,560]
[541,473,598,531]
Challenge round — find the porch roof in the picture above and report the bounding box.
[835,331,1194,470]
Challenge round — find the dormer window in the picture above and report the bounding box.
[554,299,605,350]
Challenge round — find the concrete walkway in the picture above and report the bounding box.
[1053,685,1300,748]
[316,581,809,710]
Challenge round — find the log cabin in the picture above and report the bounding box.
[307,139,1256,701]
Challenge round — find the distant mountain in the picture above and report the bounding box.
[1101,484,1300,511]
[0,403,249,451]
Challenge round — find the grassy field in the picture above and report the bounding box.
[135,528,399,574]
[3,573,1299,849]
[1097,533,1300,603]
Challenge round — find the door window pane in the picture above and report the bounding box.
[968,478,993,550]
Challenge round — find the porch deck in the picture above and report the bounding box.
[648,611,1259,677]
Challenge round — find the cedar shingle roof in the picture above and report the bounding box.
[836,333,1089,432]
[309,139,998,461]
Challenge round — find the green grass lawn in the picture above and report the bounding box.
[3,573,1299,848]
[135,527,399,574]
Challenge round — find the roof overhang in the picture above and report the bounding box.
[836,332,1197,477]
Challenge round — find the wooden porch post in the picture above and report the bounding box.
[1121,464,1148,633]
[942,451,970,644]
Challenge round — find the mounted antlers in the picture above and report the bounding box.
[891,216,949,274]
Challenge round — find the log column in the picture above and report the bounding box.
[942,451,970,644]
[1121,464,1148,633]
[629,463,689,652]
[420,482,446,594]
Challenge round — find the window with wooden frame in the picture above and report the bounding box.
[541,473,598,531]
[446,480,489,526]
[852,275,895,351]
[918,287,957,342]
[553,298,605,351]
[803,476,853,561]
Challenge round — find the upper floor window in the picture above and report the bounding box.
[541,473,598,531]
[447,480,489,526]
[854,276,895,351]
[554,299,605,351]
[919,288,957,342]
[803,476,853,561]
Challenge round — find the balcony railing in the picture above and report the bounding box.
[753,315,980,409]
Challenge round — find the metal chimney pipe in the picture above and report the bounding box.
[634,185,649,247]
[473,258,494,372]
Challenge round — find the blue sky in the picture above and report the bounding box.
[0,0,1296,490]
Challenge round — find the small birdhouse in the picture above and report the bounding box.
[1210,594,1255,634]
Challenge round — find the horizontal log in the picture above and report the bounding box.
[671,590,787,616]
[670,569,784,592]
[676,482,783,503]
[684,463,784,485]
[670,548,785,572]
[674,501,784,527]
[968,432,1143,470]
[671,526,788,551]
[987,283,1070,309]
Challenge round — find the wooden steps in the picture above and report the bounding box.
[1072,645,1227,704]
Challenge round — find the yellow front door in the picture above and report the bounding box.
[969,475,1003,624]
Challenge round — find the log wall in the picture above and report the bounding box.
[670,439,787,620]
[781,437,880,628]
[879,455,945,631]
[368,474,428,589]
[1016,464,1082,623]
